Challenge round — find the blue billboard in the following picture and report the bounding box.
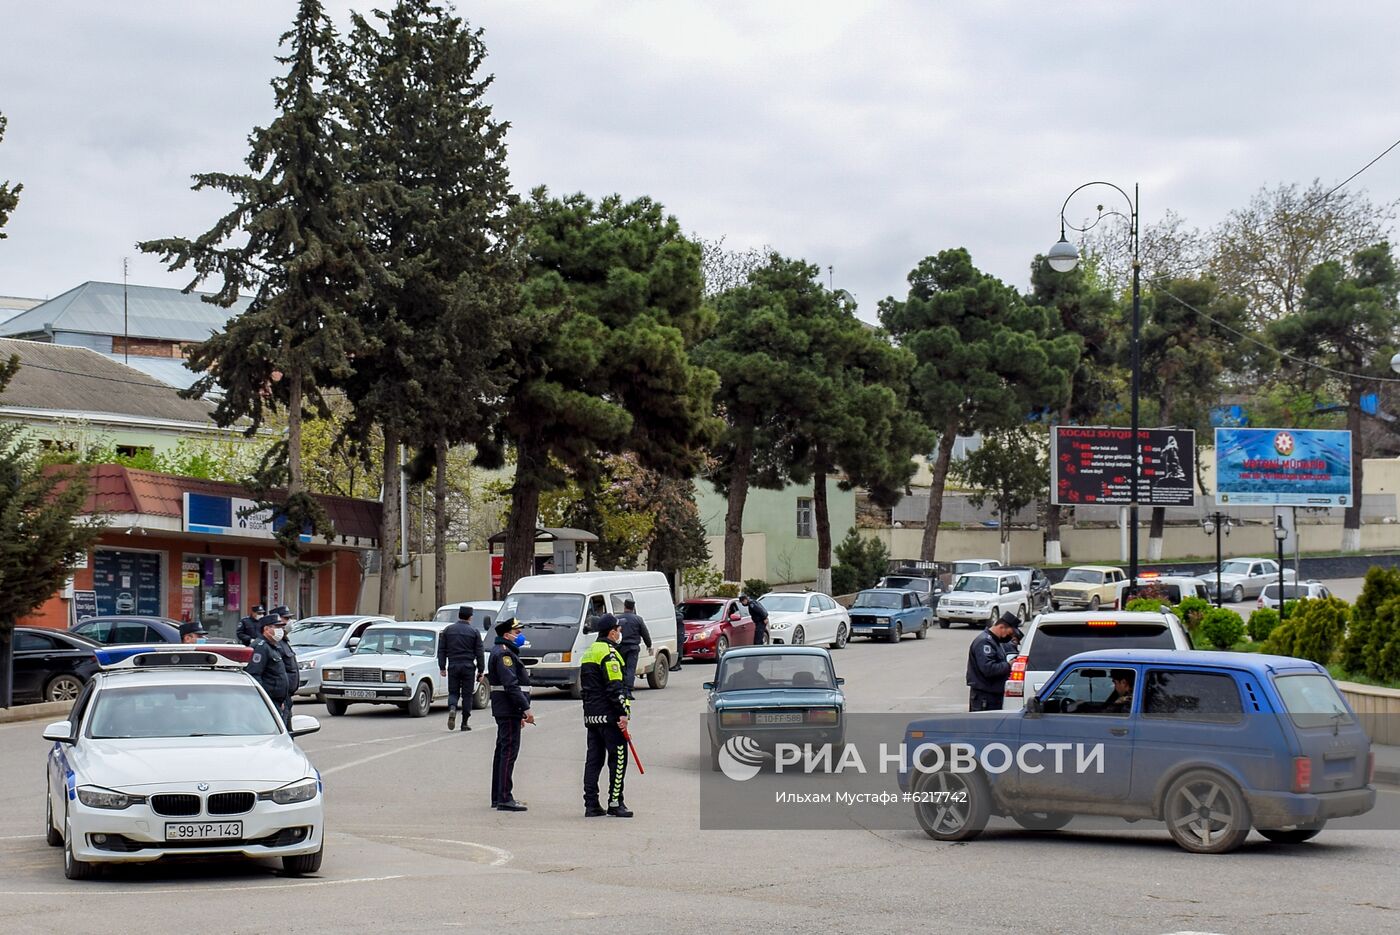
[1214,428,1352,506]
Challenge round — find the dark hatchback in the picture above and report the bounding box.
[12,627,101,703]
[70,616,232,645]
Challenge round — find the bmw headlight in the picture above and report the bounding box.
[322,668,342,681]
[263,778,319,805]
[384,671,407,683]
[770,620,791,629]
[299,659,317,671]
[77,786,145,810]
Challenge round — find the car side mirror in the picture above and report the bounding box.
[729,613,742,622]
[42,720,75,743]
[1025,697,1043,718]
[347,637,360,650]
[288,715,321,737]
[836,677,845,686]
[701,681,715,691]
[1000,586,1010,594]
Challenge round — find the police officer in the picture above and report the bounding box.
[438,605,486,732]
[615,599,652,700]
[487,617,533,811]
[966,612,1018,711]
[669,606,684,672]
[246,617,291,724]
[236,604,267,647]
[178,621,208,644]
[739,594,769,645]
[271,606,300,725]
[580,614,632,818]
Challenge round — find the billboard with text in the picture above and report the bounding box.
[1214,427,1352,506]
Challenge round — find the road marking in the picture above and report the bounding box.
[0,835,43,841]
[305,731,428,753]
[368,834,513,866]
[0,874,407,896]
[319,734,454,775]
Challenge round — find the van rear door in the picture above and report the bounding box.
[1272,672,1371,793]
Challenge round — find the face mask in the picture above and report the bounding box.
[272,628,285,641]
[512,632,526,648]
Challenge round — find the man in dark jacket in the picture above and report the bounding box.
[615,599,652,700]
[739,594,769,645]
[580,615,631,818]
[670,606,685,671]
[966,612,1018,711]
[246,617,291,723]
[236,604,267,647]
[271,606,299,725]
[487,617,534,811]
[438,605,486,732]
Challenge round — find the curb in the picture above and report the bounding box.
[0,700,73,724]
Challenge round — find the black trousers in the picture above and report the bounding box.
[583,722,628,806]
[754,627,768,646]
[446,664,477,714]
[492,715,523,805]
[620,646,640,698]
[969,688,1005,712]
[278,695,293,727]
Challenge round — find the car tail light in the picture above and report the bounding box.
[1085,620,1117,628]
[1005,655,1027,697]
[720,711,753,727]
[1292,755,1312,793]
[806,709,839,725]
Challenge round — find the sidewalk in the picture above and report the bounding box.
[1373,742,1400,788]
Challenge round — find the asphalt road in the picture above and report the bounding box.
[0,578,1395,935]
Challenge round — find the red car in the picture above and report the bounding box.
[680,598,756,660]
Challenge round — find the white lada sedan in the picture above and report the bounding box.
[42,646,324,880]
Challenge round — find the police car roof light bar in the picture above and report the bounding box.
[95,644,254,669]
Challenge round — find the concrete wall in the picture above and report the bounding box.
[695,481,855,585]
[360,549,495,619]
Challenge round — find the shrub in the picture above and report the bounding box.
[680,564,723,598]
[1125,597,1164,613]
[1265,596,1349,665]
[830,564,860,597]
[831,527,889,594]
[1247,607,1280,643]
[742,578,770,599]
[1175,596,1210,632]
[713,581,740,598]
[1198,607,1246,650]
[1341,566,1400,675]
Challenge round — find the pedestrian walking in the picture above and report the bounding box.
[739,594,769,645]
[487,617,533,811]
[438,605,486,731]
[580,615,632,818]
[236,604,267,647]
[246,617,291,725]
[966,611,1018,712]
[615,600,652,700]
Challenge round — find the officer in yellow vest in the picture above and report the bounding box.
[579,614,631,818]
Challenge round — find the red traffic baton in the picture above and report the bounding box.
[623,726,644,775]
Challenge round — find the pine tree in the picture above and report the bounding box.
[0,113,19,238]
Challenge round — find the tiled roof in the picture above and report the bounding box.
[0,281,249,342]
[84,465,381,544]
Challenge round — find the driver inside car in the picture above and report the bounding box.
[1103,669,1135,713]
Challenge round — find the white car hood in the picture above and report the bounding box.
[81,736,311,789]
[339,652,426,667]
[943,590,997,600]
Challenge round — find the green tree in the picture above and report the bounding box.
[694,254,828,581]
[496,190,719,595]
[0,113,19,238]
[880,248,1079,562]
[830,527,889,595]
[338,0,520,612]
[0,359,105,706]
[1271,243,1400,552]
[140,0,372,587]
[1341,565,1400,679]
[951,427,1048,565]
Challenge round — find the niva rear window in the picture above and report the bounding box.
[1026,624,1175,671]
[1274,673,1355,729]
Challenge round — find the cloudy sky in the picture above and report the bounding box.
[3,1,1399,320]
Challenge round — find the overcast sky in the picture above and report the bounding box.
[3,1,1399,321]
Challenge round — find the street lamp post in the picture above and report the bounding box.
[1275,517,1289,621]
[1201,513,1231,607]
[1049,182,1141,586]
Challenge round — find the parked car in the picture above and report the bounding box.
[950,558,1002,577]
[703,645,845,770]
[43,646,324,879]
[936,571,1030,629]
[847,588,933,642]
[12,627,101,703]
[878,560,949,609]
[1214,557,1296,603]
[901,649,1376,853]
[680,597,755,660]
[1049,565,1128,611]
[1004,610,1192,705]
[1134,572,1211,605]
[432,600,503,630]
[1259,580,1331,611]
[288,614,393,701]
[318,621,457,717]
[761,592,851,648]
[70,616,233,645]
[1000,566,1052,614]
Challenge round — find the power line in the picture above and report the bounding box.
[1321,135,1400,202]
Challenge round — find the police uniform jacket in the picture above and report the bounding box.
[579,637,627,724]
[616,612,651,651]
[487,637,531,718]
[236,615,262,647]
[747,600,769,629]
[247,637,291,701]
[277,638,300,695]
[966,629,1014,692]
[437,621,485,674]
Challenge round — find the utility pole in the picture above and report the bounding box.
[122,258,130,364]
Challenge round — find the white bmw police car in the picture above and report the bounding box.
[42,645,325,880]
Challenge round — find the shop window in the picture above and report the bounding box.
[93,549,162,617]
[182,556,243,639]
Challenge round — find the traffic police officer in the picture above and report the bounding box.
[739,594,769,645]
[438,605,486,731]
[487,617,533,811]
[178,621,208,644]
[580,614,632,818]
[271,606,299,725]
[615,599,652,700]
[236,604,267,646]
[246,617,291,724]
[966,612,1018,711]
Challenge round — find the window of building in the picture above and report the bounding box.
[115,445,154,459]
[796,498,814,539]
[183,555,243,638]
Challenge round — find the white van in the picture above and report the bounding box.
[499,571,678,697]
